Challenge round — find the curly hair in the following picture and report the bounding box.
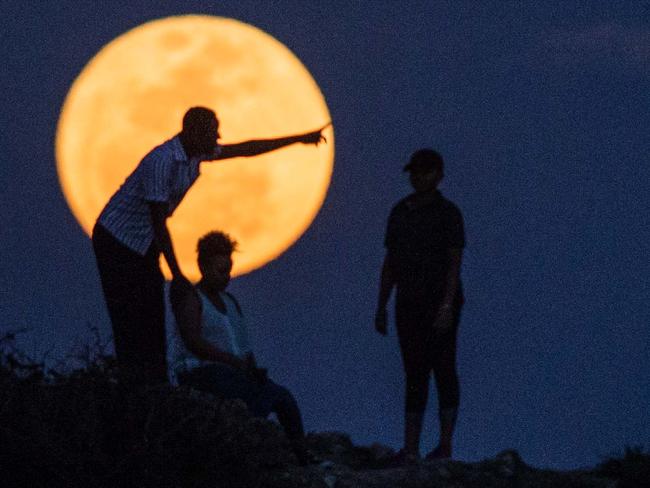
[197,231,238,263]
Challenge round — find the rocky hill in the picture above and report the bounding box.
[1,338,648,488]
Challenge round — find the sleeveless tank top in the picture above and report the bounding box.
[168,290,251,384]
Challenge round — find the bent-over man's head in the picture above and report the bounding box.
[404,148,444,193]
[181,106,220,156]
[197,230,238,292]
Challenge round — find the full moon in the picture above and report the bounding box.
[56,15,334,281]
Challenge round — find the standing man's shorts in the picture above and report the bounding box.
[395,291,462,413]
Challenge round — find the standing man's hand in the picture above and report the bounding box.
[171,274,195,302]
[299,123,330,146]
[375,307,388,336]
[171,273,192,291]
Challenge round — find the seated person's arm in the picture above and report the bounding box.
[170,284,246,370]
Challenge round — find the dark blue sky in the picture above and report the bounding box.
[1,1,648,470]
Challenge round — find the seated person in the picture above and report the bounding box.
[168,230,314,464]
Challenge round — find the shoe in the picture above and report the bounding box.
[424,444,452,461]
[385,449,420,468]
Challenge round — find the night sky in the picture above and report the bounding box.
[2,1,649,470]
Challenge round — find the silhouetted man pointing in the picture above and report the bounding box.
[92,106,326,386]
[375,149,465,463]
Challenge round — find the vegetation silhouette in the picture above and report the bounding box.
[2,330,649,488]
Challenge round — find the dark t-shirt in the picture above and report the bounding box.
[384,190,465,302]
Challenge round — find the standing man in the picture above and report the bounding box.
[375,149,465,463]
[92,106,327,386]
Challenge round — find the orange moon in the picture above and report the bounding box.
[56,15,334,281]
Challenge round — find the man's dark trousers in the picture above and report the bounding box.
[92,223,168,386]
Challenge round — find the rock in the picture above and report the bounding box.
[436,464,451,478]
[368,442,396,464]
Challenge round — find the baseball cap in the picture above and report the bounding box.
[403,148,444,173]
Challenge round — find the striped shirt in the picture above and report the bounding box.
[97,136,221,255]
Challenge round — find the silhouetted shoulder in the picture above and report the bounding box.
[385,192,465,251]
[439,195,463,217]
[141,137,178,162]
[143,137,190,171]
[388,194,415,215]
[384,194,416,250]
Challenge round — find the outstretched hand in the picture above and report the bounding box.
[300,122,331,146]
